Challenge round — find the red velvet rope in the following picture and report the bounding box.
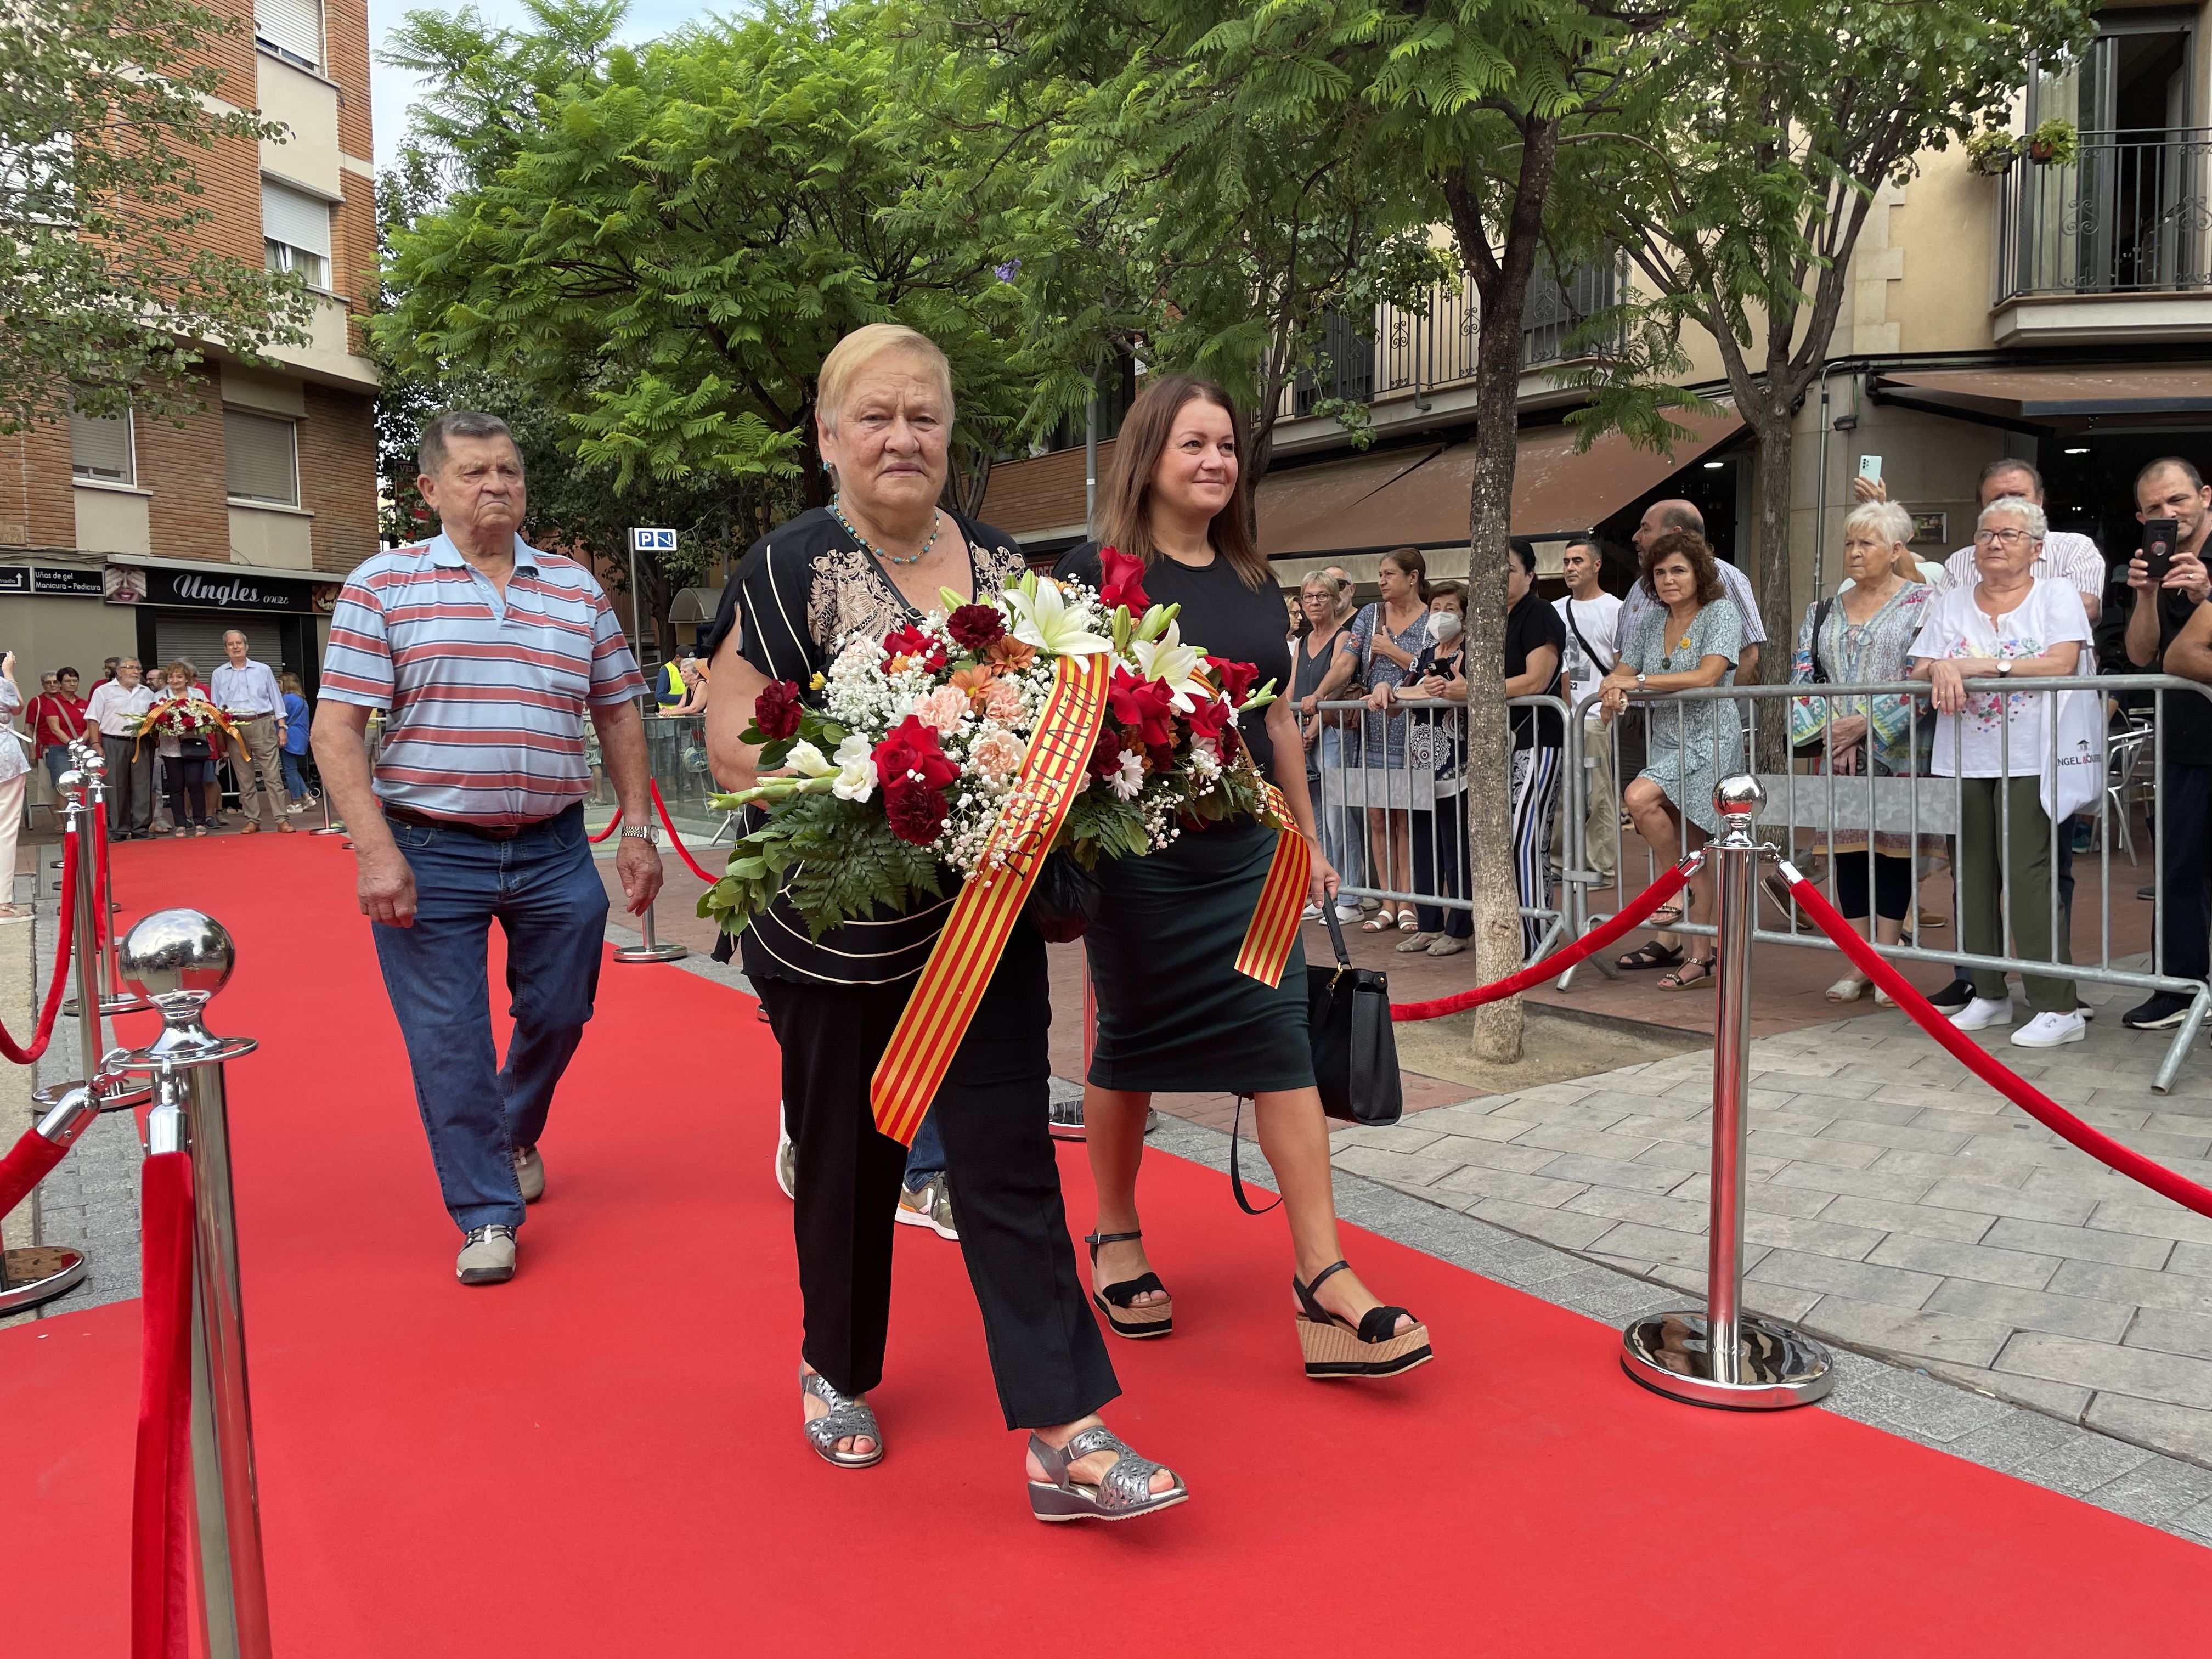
[1,832,78,1065]
[0,1126,69,1217]
[1786,872,2212,1222]
[650,783,721,884]
[131,1150,195,1659]
[92,802,111,947]
[1391,861,1698,1022]
[586,806,623,843]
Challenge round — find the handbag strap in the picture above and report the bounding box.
[1808,596,1835,685]
[1322,905,1353,970]
[1228,1095,1283,1215]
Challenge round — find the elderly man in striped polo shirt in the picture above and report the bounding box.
[313,410,664,1286]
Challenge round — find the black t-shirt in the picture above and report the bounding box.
[1053,541,1291,782]
[705,506,1028,985]
[1504,591,1566,748]
[2105,584,2212,769]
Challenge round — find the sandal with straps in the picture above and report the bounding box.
[799,1367,884,1469]
[1085,1229,1172,1339]
[1028,1425,1188,1523]
[1291,1261,1433,1380]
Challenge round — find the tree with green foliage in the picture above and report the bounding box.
[1570,0,2094,715]
[0,0,314,429]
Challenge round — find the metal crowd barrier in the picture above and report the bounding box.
[1311,694,1571,961]
[1566,675,2212,1093]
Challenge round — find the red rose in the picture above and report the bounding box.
[883,623,948,671]
[1186,697,1233,742]
[872,716,960,794]
[1108,667,1177,751]
[753,679,804,740]
[1098,545,1151,613]
[884,778,950,844]
[946,604,1006,651]
[1206,654,1260,707]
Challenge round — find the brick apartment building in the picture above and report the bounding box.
[2,0,380,720]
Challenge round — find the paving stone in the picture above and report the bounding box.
[2014,1431,2159,1496]
[1530,1152,1686,1195]
[1916,1178,2093,1226]
[2172,1498,2212,1541]
[1938,1410,2085,1474]
[1560,1186,1711,1233]
[1984,1217,2175,1269]
[1746,1249,1944,1308]
[1997,1331,2212,1409]
[1745,1130,1883,1170]
[2124,1306,2212,1363]
[1505,1123,1662,1163]
[1739,1211,1887,1260]
[1866,1234,2063,1291]
[1768,1161,1938,1204]
[1329,1123,1449,1154]
[1670,1173,1836,1218]
[1609,1114,1712,1148]
[2084,1396,2212,1469]
[1922,1279,2135,1343]
[1330,1146,1465,1189]
[2085,1198,2212,1250]
[1743,1104,1841,1137]
[1463,1198,1616,1253]
[1820,1194,1994,1243]
[2169,1242,2212,1280]
[1874,1147,2043,1185]
[1920,1361,2092,1420]
[1813,1118,1974,1156]
[1429,1164,1592,1209]
[2076,1457,2212,1526]
[1587,1252,1657,1278]
[2048,1259,2212,1316]
[1584,1222,1746,1273]
[1800,1295,2013,1368]
[1415,1136,1564,1177]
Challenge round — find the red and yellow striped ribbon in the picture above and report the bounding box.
[1233,782,1311,988]
[871,653,1113,1145]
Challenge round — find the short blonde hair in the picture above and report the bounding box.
[816,325,954,436]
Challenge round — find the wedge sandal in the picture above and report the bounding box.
[1292,1261,1433,1380]
[1028,1426,1187,1523]
[799,1368,883,1469]
[1085,1229,1172,1339]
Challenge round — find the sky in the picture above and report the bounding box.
[368,0,719,174]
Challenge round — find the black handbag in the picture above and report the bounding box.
[1021,850,1101,944]
[1231,909,1403,1213]
[177,736,212,761]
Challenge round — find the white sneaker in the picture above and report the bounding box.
[774,1101,795,1200]
[1332,902,1362,923]
[2011,1011,2087,1048]
[1301,902,1324,922]
[1949,996,2015,1032]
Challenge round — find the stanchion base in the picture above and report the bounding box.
[33,1075,154,1114]
[0,1246,88,1313]
[63,993,158,1018]
[613,943,689,964]
[1620,1310,1834,1410]
[309,826,347,837]
[1048,1096,1085,1141]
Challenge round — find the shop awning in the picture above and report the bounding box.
[1874,366,2212,421]
[1255,445,1442,558]
[1268,404,1742,558]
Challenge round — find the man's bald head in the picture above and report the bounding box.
[1634,499,1703,555]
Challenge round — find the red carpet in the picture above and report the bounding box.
[5,835,2210,1656]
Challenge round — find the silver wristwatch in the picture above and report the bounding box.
[621,825,661,846]
[1995,659,2013,678]
[1634,672,1649,692]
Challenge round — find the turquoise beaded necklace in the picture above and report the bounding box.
[831,496,941,567]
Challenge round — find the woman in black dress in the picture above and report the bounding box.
[705,325,1182,1522]
[1056,375,1431,1379]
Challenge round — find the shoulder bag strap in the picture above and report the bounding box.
[1563,601,1614,676]
[1228,1094,1285,1215]
[1809,597,1835,685]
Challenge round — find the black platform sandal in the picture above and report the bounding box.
[1085,1229,1173,1339]
[1291,1261,1432,1379]
[1616,939,1684,972]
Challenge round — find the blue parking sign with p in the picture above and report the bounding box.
[630,527,678,552]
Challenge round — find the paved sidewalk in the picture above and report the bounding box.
[1330,994,2212,1470]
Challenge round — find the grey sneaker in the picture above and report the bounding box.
[456,1224,517,1285]
[512,1146,544,1204]
[775,1102,795,1200]
[896,1172,958,1240]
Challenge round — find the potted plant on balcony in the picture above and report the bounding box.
[1966,130,2018,176]
[2025,119,2079,166]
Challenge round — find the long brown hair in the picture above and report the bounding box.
[1095,375,1267,589]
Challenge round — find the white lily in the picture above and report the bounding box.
[782,740,833,778]
[829,733,878,803]
[1130,619,1209,712]
[1004,571,1111,656]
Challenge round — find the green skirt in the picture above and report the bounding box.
[1084,817,1313,1094]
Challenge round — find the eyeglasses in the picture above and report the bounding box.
[1973,528,2039,549]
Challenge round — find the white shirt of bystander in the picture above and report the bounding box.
[1909,577,2094,782]
[85,676,154,737]
[1553,590,1623,720]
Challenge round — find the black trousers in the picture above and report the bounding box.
[757,925,1118,1429]
[2161,761,2212,984]
[1833,850,1914,922]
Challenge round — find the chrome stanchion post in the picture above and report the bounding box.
[0,1085,98,1313]
[115,911,273,1659]
[1621,776,1833,1409]
[309,785,345,837]
[613,894,687,964]
[70,744,154,1015]
[36,773,150,1114]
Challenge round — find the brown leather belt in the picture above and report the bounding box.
[382,804,549,842]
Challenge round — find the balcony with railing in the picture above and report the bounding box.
[1991,128,2212,345]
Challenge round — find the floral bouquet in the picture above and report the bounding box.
[701,548,1284,941]
[131,694,242,762]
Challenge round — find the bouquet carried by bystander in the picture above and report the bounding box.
[130,694,242,764]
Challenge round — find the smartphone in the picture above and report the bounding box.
[2146,517,2180,584]
[1858,455,1883,484]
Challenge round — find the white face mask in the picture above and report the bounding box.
[1429,611,1463,642]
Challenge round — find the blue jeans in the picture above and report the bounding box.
[905,1108,946,1182]
[369,804,609,1231]
[42,746,71,788]
[280,750,309,800]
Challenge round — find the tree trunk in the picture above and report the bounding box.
[1749,402,1795,776]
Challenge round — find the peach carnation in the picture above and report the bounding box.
[969,729,1024,782]
[981,679,1026,723]
[911,686,970,735]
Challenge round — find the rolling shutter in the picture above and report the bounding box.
[153,618,285,686]
[259,178,330,260]
[254,0,321,67]
[224,410,298,506]
[70,404,133,483]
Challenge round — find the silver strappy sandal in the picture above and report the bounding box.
[799,1368,883,1469]
[1026,1426,1187,1523]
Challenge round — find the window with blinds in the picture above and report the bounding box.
[70,399,134,484]
[255,0,321,69]
[261,178,330,289]
[224,410,298,507]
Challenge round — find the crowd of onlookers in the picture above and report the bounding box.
[2,635,324,916]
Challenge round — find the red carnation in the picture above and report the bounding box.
[1206,654,1260,707]
[872,716,960,794]
[753,679,804,740]
[946,604,1007,651]
[1098,545,1151,613]
[1108,667,1177,751]
[1186,697,1233,742]
[884,778,950,844]
[1086,722,1124,782]
[883,623,948,671]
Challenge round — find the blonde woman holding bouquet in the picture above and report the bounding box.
[703,324,1181,1525]
[1054,375,1432,1381]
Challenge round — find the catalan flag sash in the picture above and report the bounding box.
[1232,782,1311,988]
[871,652,1113,1145]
